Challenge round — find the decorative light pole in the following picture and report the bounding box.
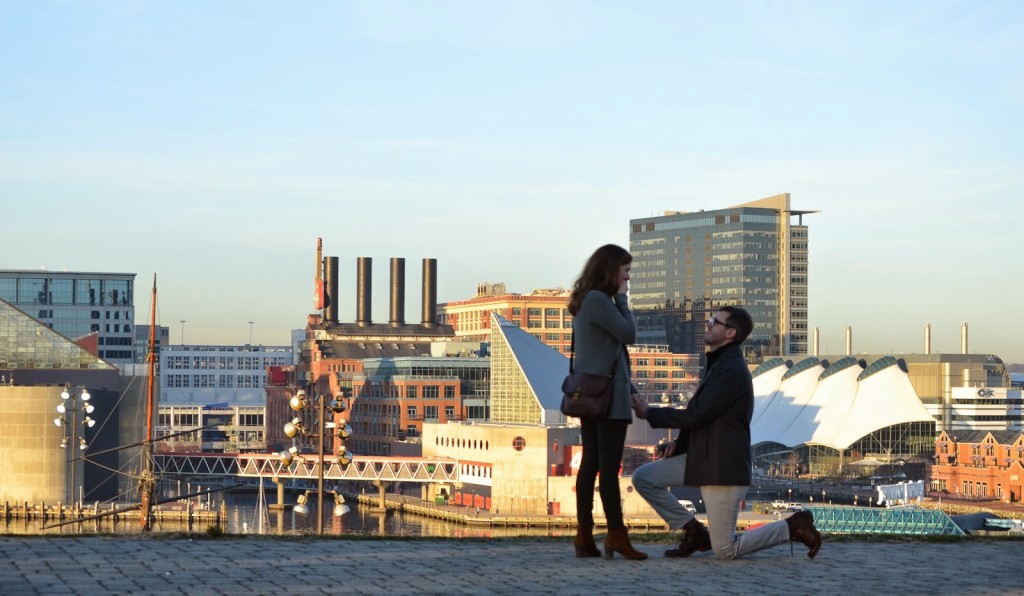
[53,383,96,508]
[278,389,354,534]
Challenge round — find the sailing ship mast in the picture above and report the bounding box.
[139,274,157,530]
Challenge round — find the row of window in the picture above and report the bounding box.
[436,437,490,450]
[164,374,264,388]
[406,405,456,419]
[163,355,286,370]
[0,277,132,306]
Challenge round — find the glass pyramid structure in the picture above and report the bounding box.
[488,313,569,425]
[0,298,115,370]
[806,505,965,535]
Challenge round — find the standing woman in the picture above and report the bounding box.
[568,244,647,560]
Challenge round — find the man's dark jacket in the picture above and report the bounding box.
[645,343,754,487]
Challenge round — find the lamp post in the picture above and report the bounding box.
[279,388,353,534]
[54,383,96,508]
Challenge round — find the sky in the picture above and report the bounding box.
[1,1,1022,362]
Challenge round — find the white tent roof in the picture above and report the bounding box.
[750,358,826,446]
[750,358,791,424]
[751,355,935,451]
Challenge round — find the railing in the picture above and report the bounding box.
[153,452,461,485]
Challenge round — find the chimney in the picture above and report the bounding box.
[961,322,968,354]
[812,326,819,356]
[924,323,931,354]
[324,256,339,324]
[356,257,372,327]
[845,325,852,356]
[389,258,405,328]
[421,258,437,328]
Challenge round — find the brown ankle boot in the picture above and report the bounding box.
[664,518,712,558]
[603,527,648,560]
[785,510,822,559]
[574,525,601,557]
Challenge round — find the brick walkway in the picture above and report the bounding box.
[1,535,1022,595]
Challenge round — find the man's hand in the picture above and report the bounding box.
[631,394,648,420]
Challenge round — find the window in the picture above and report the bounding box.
[444,386,456,398]
[527,308,541,316]
[424,406,438,420]
[513,436,526,451]
[445,406,455,419]
[407,406,417,419]
[544,308,559,317]
[423,386,439,399]
[406,386,418,398]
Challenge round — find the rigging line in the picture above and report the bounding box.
[83,424,221,458]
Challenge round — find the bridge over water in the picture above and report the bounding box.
[154,452,460,509]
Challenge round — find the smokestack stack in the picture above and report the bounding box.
[812,327,819,356]
[845,325,852,356]
[356,257,372,327]
[421,258,437,328]
[924,323,931,354]
[961,322,968,354]
[389,257,405,328]
[324,256,339,324]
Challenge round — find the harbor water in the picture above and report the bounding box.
[1,491,578,539]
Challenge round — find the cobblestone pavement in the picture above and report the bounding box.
[1,535,1022,595]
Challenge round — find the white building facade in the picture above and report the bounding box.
[931,387,1024,432]
[158,344,292,406]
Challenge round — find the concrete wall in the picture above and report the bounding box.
[422,422,664,518]
[0,386,74,503]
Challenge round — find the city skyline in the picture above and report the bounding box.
[2,2,1022,362]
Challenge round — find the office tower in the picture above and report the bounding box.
[629,193,815,359]
[0,269,136,365]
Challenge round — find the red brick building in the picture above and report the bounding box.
[930,430,1024,503]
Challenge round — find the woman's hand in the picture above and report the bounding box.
[631,394,648,419]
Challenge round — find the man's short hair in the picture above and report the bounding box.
[719,306,753,345]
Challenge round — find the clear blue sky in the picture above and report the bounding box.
[2,1,1021,362]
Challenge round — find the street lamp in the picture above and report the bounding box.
[54,383,96,508]
[279,388,354,534]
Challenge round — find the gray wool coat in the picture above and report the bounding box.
[570,290,636,421]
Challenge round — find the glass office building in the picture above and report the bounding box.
[0,270,136,365]
[629,194,814,359]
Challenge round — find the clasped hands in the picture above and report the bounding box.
[631,393,648,420]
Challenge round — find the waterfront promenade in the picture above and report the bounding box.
[2,534,1022,595]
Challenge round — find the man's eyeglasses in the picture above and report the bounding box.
[707,316,733,329]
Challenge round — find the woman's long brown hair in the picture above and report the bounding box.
[568,244,632,315]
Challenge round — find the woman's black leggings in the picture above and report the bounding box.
[575,418,629,530]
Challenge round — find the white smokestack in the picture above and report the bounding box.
[845,325,852,356]
[924,323,931,355]
[961,322,968,354]
[812,326,820,356]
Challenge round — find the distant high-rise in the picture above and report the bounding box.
[0,269,136,365]
[629,193,816,359]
